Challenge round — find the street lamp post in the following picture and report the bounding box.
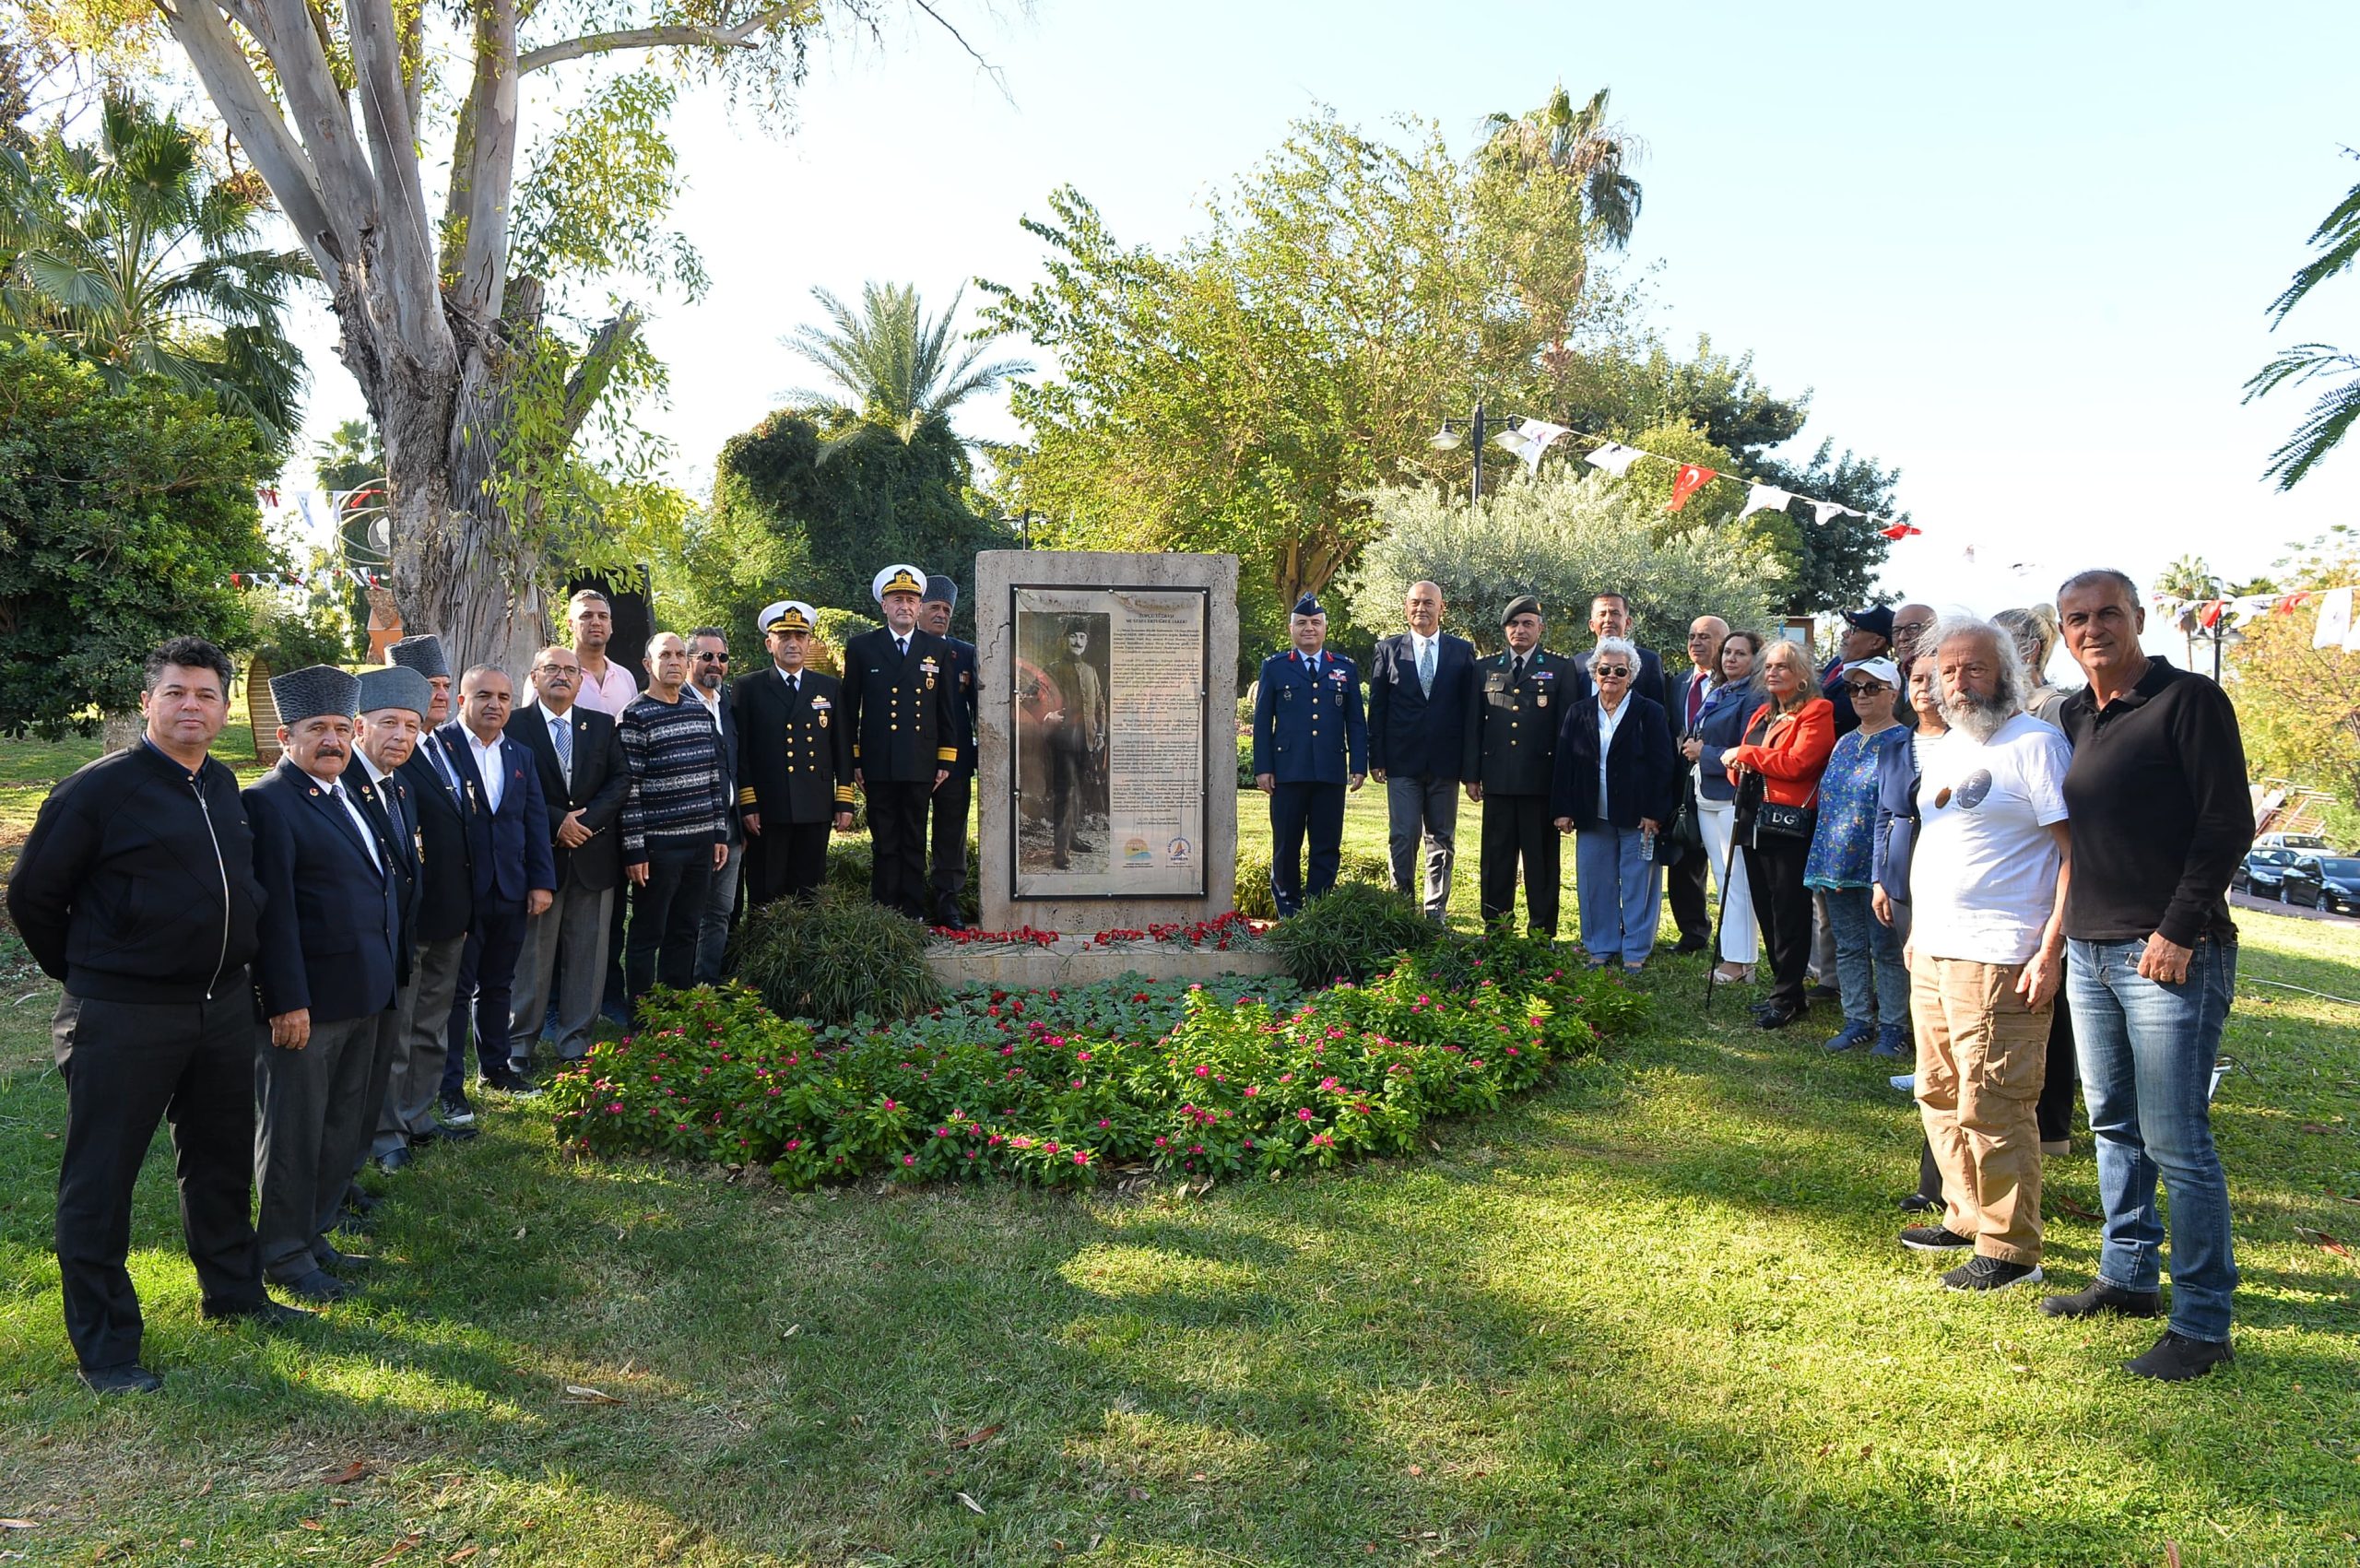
[1427,402,1502,503]
[995,511,1040,549]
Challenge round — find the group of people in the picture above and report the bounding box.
[7,564,980,1394]
[1253,572,2251,1380]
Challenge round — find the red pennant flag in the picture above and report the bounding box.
[2275,592,2310,616]
[229,572,242,586]
[2197,599,2226,630]
[1665,464,1717,513]
[1878,523,1922,541]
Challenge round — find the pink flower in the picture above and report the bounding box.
[1245,1086,1261,1098]
[903,1154,916,1166]
[1296,1107,1314,1122]
[1073,1150,1090,1165]
[1194,1064,1210,1077]
[1098,1118,1111,1128]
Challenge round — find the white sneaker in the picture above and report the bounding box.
[1888,1074,1916,1093]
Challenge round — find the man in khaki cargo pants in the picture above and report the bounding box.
[1897,616,2073,1292]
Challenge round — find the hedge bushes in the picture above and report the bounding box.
[727,890,942,1024]
[548,942,1646,1189]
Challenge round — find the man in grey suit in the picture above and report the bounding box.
[507,646,629,1066]
[1366,580,1477,920]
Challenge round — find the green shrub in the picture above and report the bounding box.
[817,829,975,922]
[726,887,941,1023]
[1234,847,1392,920]
[546,959,1645,1186]
[1265,880,1440,988]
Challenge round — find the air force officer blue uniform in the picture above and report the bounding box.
[1251,607,1368,916]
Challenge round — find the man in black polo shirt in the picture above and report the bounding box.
[8,639,302,1393]
[2037,568,2252,1381]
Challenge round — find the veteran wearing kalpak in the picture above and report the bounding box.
[244,664,403,1304]
[736,600,855,904]
[342,665,433,1199]
[1251,594,1368,917]
[840,564,960,921]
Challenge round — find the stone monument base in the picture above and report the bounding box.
[926,937,1286,991]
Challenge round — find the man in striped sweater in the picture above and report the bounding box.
[619,631,731,1003]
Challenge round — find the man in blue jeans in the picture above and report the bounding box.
[2042,568,2253,1380]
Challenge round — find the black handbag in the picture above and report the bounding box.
[1666,772,1705,855]
[1753,798,1817,843]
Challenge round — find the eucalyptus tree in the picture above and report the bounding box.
[29,0,983,669]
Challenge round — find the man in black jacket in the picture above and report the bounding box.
[736,601,854,904]
[840,564,958,920]
[8,638,293,1394]
[506,645,629,1066]
[1662,615,1729,955]
[920,576,979,929]
[1464,597,1579,937]
[384,634,480,1140]
[1570,592,1667,709]
[245,666,403,1304]
[1367,580,1477,921]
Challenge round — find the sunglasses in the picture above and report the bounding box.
[693,652,730,664]
[1593,665,1633,678]
[1843,680,1892,695]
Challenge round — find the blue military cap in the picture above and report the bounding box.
[1292,594,1325,618]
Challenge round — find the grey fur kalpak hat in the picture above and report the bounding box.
[387,633,451,681]
[357,665,434,718]
[270,664,360,725]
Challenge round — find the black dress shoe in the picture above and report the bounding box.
[936,912,970,932]
[2039,1280,2162,1320]
[201,1298,315,1329]
[316,1244,374,1274]
[278,1269,353,1303]
[2126,1329,2234,1381]
[78,1362,163,1396]
[1672,936,1709,955]
[375,1146,413,1174]
[433,1118,481,1142]
[1753,1004,1801,1031]
[344,1185,381,1214]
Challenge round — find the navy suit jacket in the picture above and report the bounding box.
[1251,648,1368,784]
[506,703,629,893]
[435,721,556,908]
[348,760,419,983]
[399,737,475,943]
[244,759,400,1023]
[1667,665,1719,737]
[1365,632,1477,781]
[1549,693,1681,831]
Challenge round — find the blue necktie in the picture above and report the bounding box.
[551,713,573,787]
[1417,639,1434,696]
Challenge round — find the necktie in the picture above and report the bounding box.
[789,673,800,694]
[551,713,572,787]
[896,637,908,658]
[431,737,461,798]
[1417,638,1434,697]
[1514,654,1526,678]
[329,784,380,870]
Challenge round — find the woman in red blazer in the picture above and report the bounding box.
[1722,640,1836,1029]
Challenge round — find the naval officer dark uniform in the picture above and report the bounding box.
[1251,595,1369,917]
[1465,597,1579,936]
[736,599,850,904]
[923,575,981,927]
[840,563,959,921]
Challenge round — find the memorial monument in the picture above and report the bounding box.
[971,550,1251,965]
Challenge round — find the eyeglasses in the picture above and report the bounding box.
[1843,681,1891,695]
[1593,665,1633,678]
[693,652,729,664]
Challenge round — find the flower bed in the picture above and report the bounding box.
[548,937,1647,1190]
[929,912,1265,952]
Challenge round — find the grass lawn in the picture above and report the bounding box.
[1,777,2355,1565]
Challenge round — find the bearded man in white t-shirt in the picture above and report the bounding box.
[1899,616,2073,1293]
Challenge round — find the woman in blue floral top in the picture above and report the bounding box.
[1804,657,1910,1053]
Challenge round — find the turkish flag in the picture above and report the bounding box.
[2197,599,2227,630]
[1665,464,1717,513]
[1878,523,1922,541]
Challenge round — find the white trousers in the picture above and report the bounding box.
[1695,795,1761,965]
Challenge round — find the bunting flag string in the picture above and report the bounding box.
[1471,423,1923,537]
[219,566,391,591]
[2141,584,2360,654]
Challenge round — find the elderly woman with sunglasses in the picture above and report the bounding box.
[1720,639,1837,1029]
[1552,636,1681,971]
[1806,656,1913,1054]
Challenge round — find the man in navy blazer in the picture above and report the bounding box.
[1661,614,1729,955]
[1366,580,1477,920]
[1251,595,1368,916]
[436,666,554,1102]
[244,666,401,1303]
[1570,593,1669,710]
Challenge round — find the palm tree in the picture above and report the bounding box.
[1480,83,1646,251]
[2157,553,2223,667]
[0,93,314,451]
[784,281,1032,443]
[2246,159,2360,489]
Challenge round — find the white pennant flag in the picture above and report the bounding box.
[1811,500,1856,526]
[1739,484,1793,519]
[1585,441,1644,477]
[2315,589,2354,651]
[1504,419,1570,475]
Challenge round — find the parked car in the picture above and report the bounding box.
[2281,855,2360,914]
[2255,831,2331,854]
[2234,848,2296,898]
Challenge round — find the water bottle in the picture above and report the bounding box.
[1640,823,1656,861]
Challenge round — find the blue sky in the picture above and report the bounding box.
[283,0,2360,619]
